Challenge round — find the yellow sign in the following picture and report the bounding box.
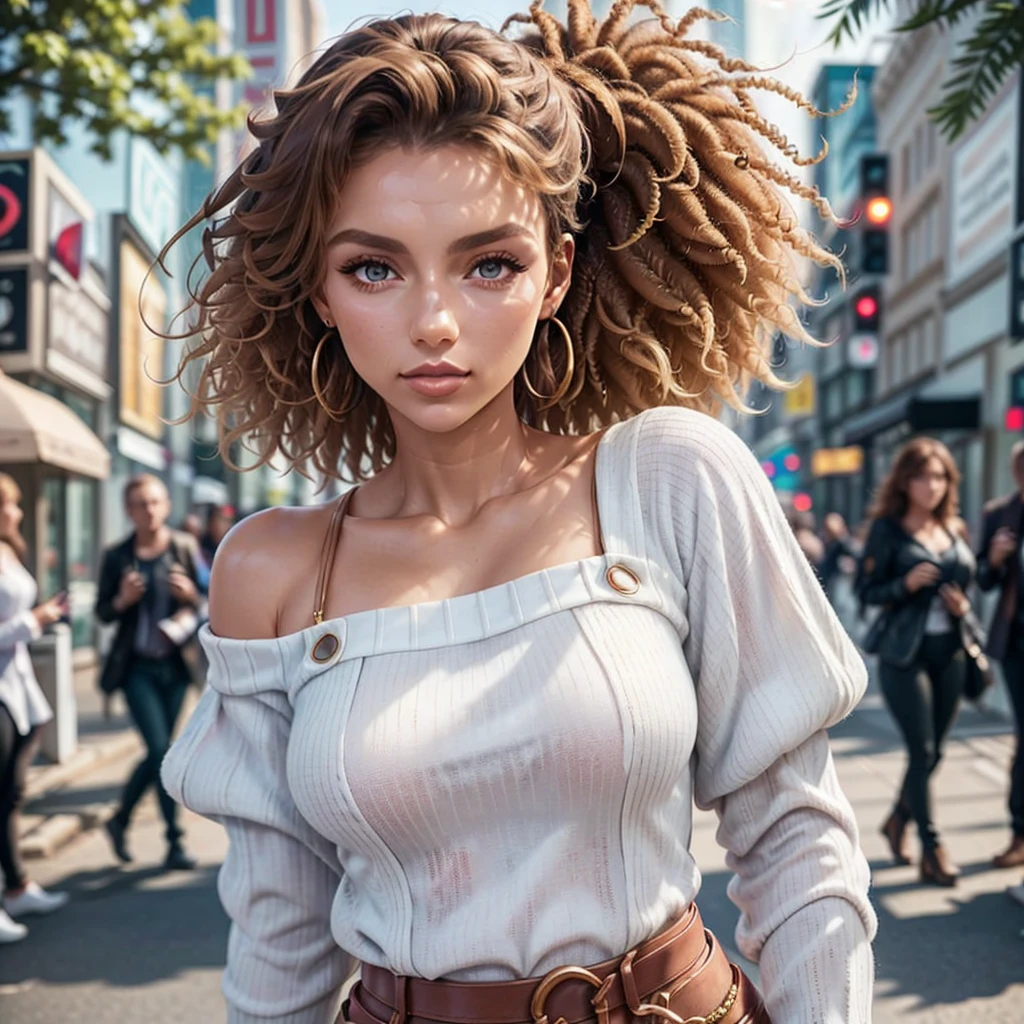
[783,374,816,418]
[812,446,864,478]
[119,239,167,439]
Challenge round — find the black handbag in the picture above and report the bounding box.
[960,612,995,703]
[861,609,889,655]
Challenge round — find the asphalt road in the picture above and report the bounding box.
[2,681,1023,1023]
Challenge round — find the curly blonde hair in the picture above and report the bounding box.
[166,0,849,481]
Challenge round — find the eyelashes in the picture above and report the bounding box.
[337,251,530,290]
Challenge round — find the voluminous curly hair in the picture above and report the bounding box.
[166,0,850,481]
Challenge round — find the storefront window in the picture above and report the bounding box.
[67,478,97,647]
[40,474,98,649]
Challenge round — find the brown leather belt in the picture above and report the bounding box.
[341,903,770,1024]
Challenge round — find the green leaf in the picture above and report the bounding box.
[1,0,252,163]
[819,0,1024,140]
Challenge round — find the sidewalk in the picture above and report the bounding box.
[19,671,144,860]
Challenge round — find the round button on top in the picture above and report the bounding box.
[311,631,341,664]
[606,564,641,596]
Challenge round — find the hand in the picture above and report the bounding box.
[939,582,970,618]
[168,567,198,606]
[904,561,942,593]
[116,570,146,610]
[31,592,69,629]
[988,528,1017,569]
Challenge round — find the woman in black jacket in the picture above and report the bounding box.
[857,437,975,887]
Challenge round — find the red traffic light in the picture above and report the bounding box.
[793,492,813,513]
[1006,406,1024,431]
[865,196,892,226]
[855,294,878,320]
[783,453,801,472]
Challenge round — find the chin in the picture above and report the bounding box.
[402,404,481,434]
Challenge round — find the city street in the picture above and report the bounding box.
[1,674,1021,1023]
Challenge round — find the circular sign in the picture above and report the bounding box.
[0,183,21,240]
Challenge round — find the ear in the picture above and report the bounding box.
[311,294,331,324]
[540,233,575,320]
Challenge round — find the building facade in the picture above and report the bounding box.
[862,13,1023,535]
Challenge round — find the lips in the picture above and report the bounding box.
[401,362,469,378]
[400,364,471,398]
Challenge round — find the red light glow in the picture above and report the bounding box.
[793,493,813,513]
[855,295,878,319]
[1006,407,1024,431]
[783,453,801,472]
[761,460,776,479]
[866,196,893,225]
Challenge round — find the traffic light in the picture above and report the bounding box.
[852,284,880,333]
[859,153,890,275]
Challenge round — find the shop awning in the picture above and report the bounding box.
[0,370,110,479]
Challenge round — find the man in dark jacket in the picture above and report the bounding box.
[95,474,202,871]
[977,440,1024,869]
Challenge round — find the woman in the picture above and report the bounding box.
[161,5,875,1023]
[857,438,974,887]
[0,473,70,943]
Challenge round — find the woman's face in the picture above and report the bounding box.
[316,144,573,437]
[906,454,949,514]
[0,491,23,540]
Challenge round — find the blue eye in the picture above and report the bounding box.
[476,260,503,280]
[360,262,391,283]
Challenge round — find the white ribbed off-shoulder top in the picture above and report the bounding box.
[162,407,876,1024]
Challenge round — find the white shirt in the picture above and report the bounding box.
[162,407,876,1024]
[0,548,53,736]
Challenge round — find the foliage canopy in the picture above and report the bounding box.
[0,0,251,162]
[819,0,1024,140]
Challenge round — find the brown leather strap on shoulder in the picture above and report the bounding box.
[313,488,357,625]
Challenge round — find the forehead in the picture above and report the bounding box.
[330,144,545,238]
[129,482,167,502]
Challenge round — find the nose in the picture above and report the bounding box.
[411,289,460,349]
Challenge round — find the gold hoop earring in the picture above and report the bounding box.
[521,316,575,411]
[311,329,360,420]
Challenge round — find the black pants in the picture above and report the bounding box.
[879,631,966,850]
[0,704,41,892]
[113,656,189,847]
[1002,630,1024,839]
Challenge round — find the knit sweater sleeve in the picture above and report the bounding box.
[634,408,876,1024]
[161,641,354,1024]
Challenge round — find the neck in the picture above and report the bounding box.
[902,505,937,531]
[135,524,170,549]
[374,386,539,526]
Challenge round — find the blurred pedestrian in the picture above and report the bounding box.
[199,504,235,566]
[820,513,854,592]
[95,474,202,872]
[787,508,825,572]
[977,440,1024,870]
[0,473,69,943]
[857,438,975,887]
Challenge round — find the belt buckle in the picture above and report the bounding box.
[530,965,613,1024]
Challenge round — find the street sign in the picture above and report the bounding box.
[783,374,816,417]
[812,446,864,478]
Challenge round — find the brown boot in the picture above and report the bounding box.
[992,836,1024,869]
[921,845,959,887]
[880,808,911,866]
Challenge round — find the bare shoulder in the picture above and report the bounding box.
[208,503,337,640]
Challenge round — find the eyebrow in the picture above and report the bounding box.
[326,223,533,255]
